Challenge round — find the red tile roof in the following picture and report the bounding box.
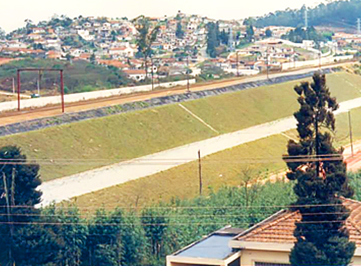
[235,198,361,246]
[124,69,146,75]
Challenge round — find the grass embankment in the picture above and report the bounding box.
[73,134,289,208]
[74,106,361,209]
[0,72,360,182]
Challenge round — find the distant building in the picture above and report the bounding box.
[124,69,147,81]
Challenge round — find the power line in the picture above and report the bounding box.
[0,202,348,209]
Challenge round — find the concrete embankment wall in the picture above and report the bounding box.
[282,56,353,70]
[0,79,196,112]
[0,68,337,137]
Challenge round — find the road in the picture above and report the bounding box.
[0,62,351,127]
[38,96,361,206]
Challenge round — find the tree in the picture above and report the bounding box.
[141,209,168,261]
[206,22,218,58]
[219,29,229,45]
[265,28,272,37]
[135,18,160,80]
[0,27,5,39]
[176,21,184,39]
[48,205,88,266]
[283,73,355,266]
[246,25,254,42]
[84,209,123,266]
[0,146,43,265]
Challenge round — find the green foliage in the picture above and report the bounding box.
[176,21,184,39]
[0,146,42,265]
[282,27,326,44]
[246,25,254,42]
[206,22,220,58]
[284,73,356,266]
[0,59,130,94]
[135,18,160,75]
[265,28,272,37]
[84,209,122,266]
[219,29,229,45]
[253,1,361,28]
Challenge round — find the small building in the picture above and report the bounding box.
[167,226,243,266]
[124,69,147,81]
[167,198,361,266]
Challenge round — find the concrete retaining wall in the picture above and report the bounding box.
[0,79,196,112]
[282,56,353,70]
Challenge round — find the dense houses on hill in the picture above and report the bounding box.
[0,13,355,80]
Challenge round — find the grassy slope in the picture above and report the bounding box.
[182,72,361,133]
[0,72,360,182]
[0,106,216,181]
[73,134,289,209]
[74,106,361,209]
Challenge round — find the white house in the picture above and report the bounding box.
[124,69,147,81]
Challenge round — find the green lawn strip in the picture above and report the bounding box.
[181,72,361,133]
[72,134,289,209]
[0,72,360,182]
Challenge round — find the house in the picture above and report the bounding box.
[124,69,147,81]
[47,50,62,59]
[108,47,135,58]
[167,226,243,266]
[167,198,361,266]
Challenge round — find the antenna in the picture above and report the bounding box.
[305,7,308,29]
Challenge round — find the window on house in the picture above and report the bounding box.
[255,263,290,266]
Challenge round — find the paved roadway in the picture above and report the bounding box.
[38,96,361,206]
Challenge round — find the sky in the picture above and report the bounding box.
[0,0,325,33]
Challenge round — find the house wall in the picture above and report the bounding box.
[240,249,361,266]
[240,250,290,266]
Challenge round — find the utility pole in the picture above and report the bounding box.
[151,57,154,91]
[348,110,354,157]
[3,173,14,265]
[319,50,322,69]
[12,78,15,95]
[358,18,361,35]
[186,53,190,92]
[266,47,269,79]
[198,150,202,196]
[236,51,239,77]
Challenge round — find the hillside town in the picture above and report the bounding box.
[0,11,358,83]
[3,0,361,265]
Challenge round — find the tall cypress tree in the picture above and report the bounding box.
[284,73,355,265]
[0,146,42,265]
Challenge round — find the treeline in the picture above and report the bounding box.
[0,146,297,266]
[282,27,328,44]
[1,181,295,266]
[253,0,361,28]
[206,22,253,58]
[0,59,130,94]
[2,145,361,266]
